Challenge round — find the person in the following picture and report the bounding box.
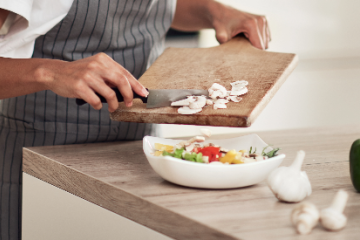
[0,0,270,239]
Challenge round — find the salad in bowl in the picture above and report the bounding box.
[143,133,285,189]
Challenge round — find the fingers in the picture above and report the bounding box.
[262,16,271,49]
[243,14,271,50]
[243,17,265,50]
[76,83,103,111]
[86,53,146,110]
[216,28,230,44]
[87,75,120,112]
[53,53,146,112]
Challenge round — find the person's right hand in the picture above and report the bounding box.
[40,53,148,112]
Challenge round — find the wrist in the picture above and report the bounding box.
[33,59,62,91]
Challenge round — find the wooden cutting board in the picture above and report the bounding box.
[110,36,298,127]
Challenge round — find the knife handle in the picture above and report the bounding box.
[75,88,148,106]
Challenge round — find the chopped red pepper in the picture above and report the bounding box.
[197,146,220,162]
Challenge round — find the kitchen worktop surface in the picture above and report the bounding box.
[23,125,360,240]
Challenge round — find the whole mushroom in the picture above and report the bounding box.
[320,190,349,231]
[291,201,319,235]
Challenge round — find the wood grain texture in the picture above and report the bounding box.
[23,125,360,240]
[110,37,298,127]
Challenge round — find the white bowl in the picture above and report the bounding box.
[143,134,285,189]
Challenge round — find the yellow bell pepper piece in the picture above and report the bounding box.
[233,152,244,164]
[220,150,238,164]
[233,159,243,164]
[154,143,174,152]
[154,151,163,156]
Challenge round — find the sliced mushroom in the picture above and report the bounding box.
[220,147,229,153]
[206,99,214,105]
[175,141,187,149]
[230,80,249,96]
[208,83,227,99]
[202,156,209,163]
[230,87,248,96]
[178,106,202,114]
[200,128,212,138]
[226,96,243,102]
[213,103,227,109]
[171,96,196,107]
[189,96,207,109]
[213,99,229,109]
[214,99,229,104]
[231,80,248,89]
[188,136,206,143]
[185,143,195,152]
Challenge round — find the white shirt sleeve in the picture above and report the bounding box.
[0,0,33,36]
[0,0,74,58]
[0,12,17,35]
[0,0,33,22]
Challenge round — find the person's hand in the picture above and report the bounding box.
[40,53,148,112]
[210,4,270,50]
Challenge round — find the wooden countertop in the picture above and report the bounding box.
[23,125,360,240]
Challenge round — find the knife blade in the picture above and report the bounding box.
[76,88,209,109]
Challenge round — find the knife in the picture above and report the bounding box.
[75,88,209,109]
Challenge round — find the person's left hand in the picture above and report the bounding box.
[210,4,271,50]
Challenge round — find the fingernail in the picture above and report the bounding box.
[126,101,133,107]
[142,88,149,96]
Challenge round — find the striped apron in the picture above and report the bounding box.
[0,0,176,239]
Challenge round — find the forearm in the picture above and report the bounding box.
[0,53,148,112]
[0,57,53,99]
[171,0,222,32]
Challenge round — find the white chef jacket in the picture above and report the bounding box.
[0,0,73,58]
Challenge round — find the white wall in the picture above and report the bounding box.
[159,0,360,138]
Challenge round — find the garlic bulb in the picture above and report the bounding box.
[267,150,312,202]
[291,201,319,234]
